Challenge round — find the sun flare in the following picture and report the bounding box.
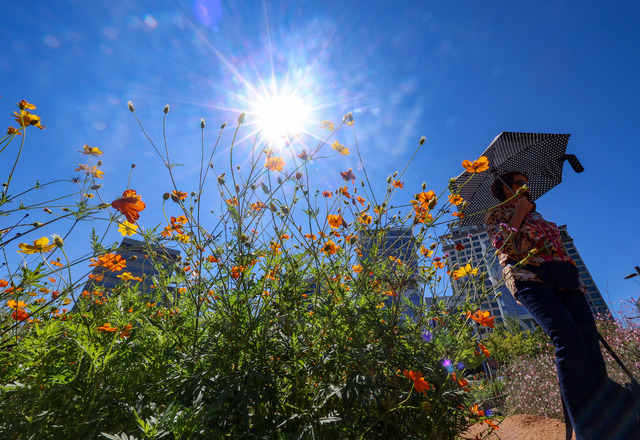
[252,92,311,145]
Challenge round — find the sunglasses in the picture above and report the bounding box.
[513,180,528,187]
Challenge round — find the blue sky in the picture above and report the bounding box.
[2,1,640,312]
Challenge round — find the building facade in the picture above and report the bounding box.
[82,237,181,296]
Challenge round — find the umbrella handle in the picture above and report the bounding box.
[564,154,584,173]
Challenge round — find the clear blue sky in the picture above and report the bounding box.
[2,1,640,312]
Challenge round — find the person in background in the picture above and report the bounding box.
[484,171,639,440]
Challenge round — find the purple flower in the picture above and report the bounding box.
[457,362,465,370]
[485,409,493,416]
[442,359,452,368]
[422,330,433,342]
[467,233,473,238]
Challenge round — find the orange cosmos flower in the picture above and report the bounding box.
[265,156,285,172]
[89,253,127,272]
[392,180,404,188]
[339,187,351,198]
[298,150,309,160]
[172,190,188,201]
[357,212,372,225]
[96,323,119,333]
[356,196,365,206]
[327,214,344,229]
[50,259,64,267]
[12,309,30,321]
[433,260,445,269]
[412,203,433,224]
[452,211,465,218]
[111,189,146,223]
[250,201,266,211]
[7,126,22,135]
[304,233,317,240]
[448,194,463,205]
[0,279,8,288]
[322,191,333,198]
[476,342,491,357]
[230,265,245,279]
[403,370,431,394]
[321,240,339,255]
[340,168,356,182]
[462,156,489,173]
[207,255,219,263]
[352,265,363,273]
[119,323,133,338]
[467,310,495,328]
[416,191,437,209]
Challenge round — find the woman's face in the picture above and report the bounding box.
[503,174,529,200]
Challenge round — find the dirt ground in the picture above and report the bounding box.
[461,414,575,440]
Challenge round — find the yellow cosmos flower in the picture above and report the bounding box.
[18,237,57,254]
[264,156,285,172]
[452,263,479,280]
[17,100,36,110]
[461,156,489,173]
[75,164,104,179]
[320,120,335,131]
[117,272,142,282]
[7,299,27,310]
[13,110,45,129]
[331,141,349,155]
[118,221,138,236]
[79,145,103,156]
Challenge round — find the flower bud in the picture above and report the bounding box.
[163,104,170,114]
[422,182,426,190]
[281,206,290,215]
[44,208,53,214]
[221,122,227,129]
[61,208,71,212]
[131,163,136,169]
[53,235,64,248]
[33,221,44,228]
[163,192,170,200]
[127,101,135,112]
[217,174,226,185]
[97,160,103,167]
[419,136,426,146]
[91,184,102,190]
[295,172,302,180]
[200,118,205,128]
[238,112,246,125]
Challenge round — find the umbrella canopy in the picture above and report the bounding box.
[452,131,583,227]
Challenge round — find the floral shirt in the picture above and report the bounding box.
[485,205,577,295]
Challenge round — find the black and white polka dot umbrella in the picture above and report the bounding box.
[452,131,583,227]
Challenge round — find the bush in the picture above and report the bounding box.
[498,308,640,420]
[0,100,501,439]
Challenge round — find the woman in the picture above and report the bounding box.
[484,171,638,440]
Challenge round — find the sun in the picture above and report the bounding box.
[252,91,312,145]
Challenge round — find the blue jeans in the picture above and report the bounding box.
[515,280,638,440]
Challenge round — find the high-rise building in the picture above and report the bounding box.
[358,226,421,316]
[82,237,181,296]
[441,223,609,335]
